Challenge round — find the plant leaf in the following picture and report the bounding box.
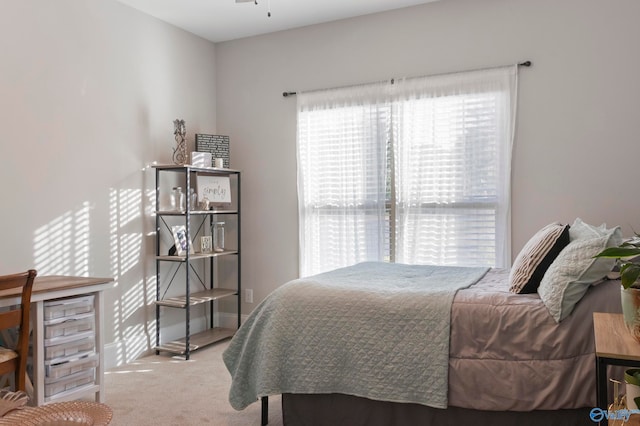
[594,247,640,258]
[621,264,640,289]
[626,369,640,385]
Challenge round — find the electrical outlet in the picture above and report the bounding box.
[245,289,253,303]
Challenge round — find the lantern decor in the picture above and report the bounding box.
[173,119,187,165]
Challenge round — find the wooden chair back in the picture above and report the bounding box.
[0,270,36,391]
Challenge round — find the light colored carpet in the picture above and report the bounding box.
[104,340,283,425]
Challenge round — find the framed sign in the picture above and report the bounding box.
[195,134,230,168]
[200,236,212,254]
[196,175,231,204]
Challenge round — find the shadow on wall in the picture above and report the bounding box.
[32,178,157,367]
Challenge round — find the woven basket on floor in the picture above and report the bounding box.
[0,401,112,425]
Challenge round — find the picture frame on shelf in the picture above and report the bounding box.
[196,174,232,207]
[171,225,193,256]
[195,134,230,168]
[200,236,212,254]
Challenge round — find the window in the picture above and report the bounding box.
[297,67,517,277]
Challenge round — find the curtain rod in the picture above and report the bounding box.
[282,60,532,97]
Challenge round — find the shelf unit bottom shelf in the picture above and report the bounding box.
[155,327,235,355]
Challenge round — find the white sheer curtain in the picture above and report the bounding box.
[297,66,518,277]
[393,66,517,268]
[297,82,391,276]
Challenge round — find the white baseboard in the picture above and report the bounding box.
[216,311,249,328]
[103,335,154,370]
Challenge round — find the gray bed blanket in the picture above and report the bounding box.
[223,262,489,410]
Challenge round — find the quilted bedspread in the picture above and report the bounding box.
[223,262,489,410]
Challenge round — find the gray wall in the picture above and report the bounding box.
[2,0,640,368]
[215,0,640,312]
[0,1,217,367]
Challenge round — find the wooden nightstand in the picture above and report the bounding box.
[594,312,640,424]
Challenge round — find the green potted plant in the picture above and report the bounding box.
[626,369,640,409]
[595,234,640,342]
[595,234,640,289]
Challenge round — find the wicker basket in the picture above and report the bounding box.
[0,401,112,425]
[0,390,28,418]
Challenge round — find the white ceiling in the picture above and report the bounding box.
[116,0,440,43]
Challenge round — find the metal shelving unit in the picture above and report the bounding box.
[153,164,241,360]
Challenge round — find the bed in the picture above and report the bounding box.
[223,220,625,425]
[225,264,620,425]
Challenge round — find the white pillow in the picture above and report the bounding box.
[538,222,622,322]
[569,217,612,241]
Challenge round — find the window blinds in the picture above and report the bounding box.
[297,67,517,276]
[297,83,391,275]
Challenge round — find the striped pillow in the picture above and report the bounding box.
[509,223,571,294]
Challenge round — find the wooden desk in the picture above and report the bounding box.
[594,312,640,421]
[0,276,114,406]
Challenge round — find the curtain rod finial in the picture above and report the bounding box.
[519,61,532,67]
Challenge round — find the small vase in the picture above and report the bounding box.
[621,287,640,343]
[172,119,187,165]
